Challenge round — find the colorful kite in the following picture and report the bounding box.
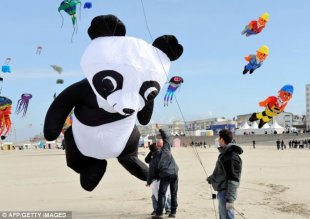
[0,96,12,139]
[58,0,82,41]
[241,12,269,37]
[15,93,32,117]
[2,58,12,73]
[61,112,73,134]
[243,45,269,75]
[83,2,92,9]
[164,76,184,106]
[249,85,294,128]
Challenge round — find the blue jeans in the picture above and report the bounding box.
[217,191,234,219]
[156,175,178,215]
[152,194,171,212]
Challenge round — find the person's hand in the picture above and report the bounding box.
[226,202,234,211]
[156,123,160,130]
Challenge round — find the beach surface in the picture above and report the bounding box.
[1,144,310,219]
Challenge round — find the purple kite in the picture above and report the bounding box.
[16,93,32,117]
[164,76,184,106]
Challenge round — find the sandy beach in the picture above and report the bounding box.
[1,144,310,219]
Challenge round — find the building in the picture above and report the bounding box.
[306,84,310,130]
[137,123,170,137]
[275,112,293,128]
[292,114,306,129]
[186,117,228,131]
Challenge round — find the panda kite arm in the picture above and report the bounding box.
[137,100,154,125]
[44,81,85,140]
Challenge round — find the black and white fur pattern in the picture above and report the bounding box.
[44,14,183,192]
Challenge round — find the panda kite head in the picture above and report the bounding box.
[81,15,183,116]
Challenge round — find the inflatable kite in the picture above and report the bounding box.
[15,93,32,117]
[0,96,12,140]
[58,0,81,41]
[83,2,92,9]
[241,12,269,37]
[249,85,294,128]
[44,14,183,192]
[56,79,64,84]
[2,58,12,73]
[36,46,43,55]
[164,76,183,106]
[51,65,63,74]
[243,45,269,75]
[62,112,73,134]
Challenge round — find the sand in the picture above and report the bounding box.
[1,144,310,219]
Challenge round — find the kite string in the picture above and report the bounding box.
[140,2,246,219]
[140,1,219,218]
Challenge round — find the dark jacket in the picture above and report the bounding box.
[207,144,243,203]
[147,129,179,185]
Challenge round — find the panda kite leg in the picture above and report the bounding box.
[65,127,107,191]
[118,126,148,181]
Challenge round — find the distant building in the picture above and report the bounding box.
[275,112,293,128]
[186,117,228,131]
[306,84,310,130]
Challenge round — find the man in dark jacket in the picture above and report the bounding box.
[207,129,243,219]
[147,123,179,219]
[145,144,171,216]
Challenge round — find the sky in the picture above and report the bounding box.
[1,0,310,142]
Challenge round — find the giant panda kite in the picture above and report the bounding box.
[44,15,183,191]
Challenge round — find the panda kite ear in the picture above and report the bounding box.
[152,35,183,61]
[88,15,126,40]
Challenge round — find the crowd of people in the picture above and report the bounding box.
[275,139,310,150]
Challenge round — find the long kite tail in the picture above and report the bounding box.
[59,12,64,28]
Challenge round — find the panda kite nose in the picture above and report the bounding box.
[123,108,135,115]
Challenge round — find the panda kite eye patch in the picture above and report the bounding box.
[92,70,123,98]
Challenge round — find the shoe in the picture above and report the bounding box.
[243,67,249,75]
[165,211,171,215]
[151,211,156,216]
[249,69,254,74]
[152,214,163,219]
[242,70,248,74]
[168,213,176,218]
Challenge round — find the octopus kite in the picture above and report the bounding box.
[164,76,184,106]
[15,93,32,117]
[0,96,12,140]
[36,46,43,55]
[249,85,294,128]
